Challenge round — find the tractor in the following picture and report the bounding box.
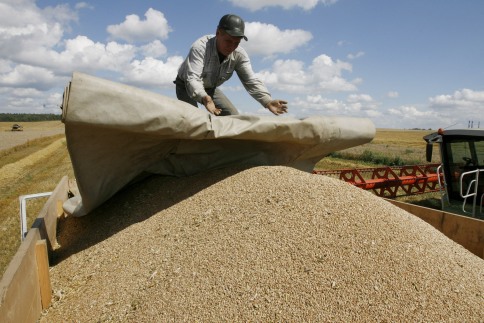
[424,128,484,217]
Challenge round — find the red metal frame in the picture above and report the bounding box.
[313,164,442,198]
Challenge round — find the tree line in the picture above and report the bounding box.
[0,113,62,122]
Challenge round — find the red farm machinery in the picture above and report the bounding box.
[314,128,484,218]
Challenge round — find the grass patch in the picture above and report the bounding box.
[328,149,423,167]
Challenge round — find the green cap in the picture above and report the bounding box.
[218,14,248,41]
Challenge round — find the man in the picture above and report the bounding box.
[175,14,288,116]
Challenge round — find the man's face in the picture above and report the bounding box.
[216,29,242,56]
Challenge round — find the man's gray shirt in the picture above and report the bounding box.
[177,35,273,108]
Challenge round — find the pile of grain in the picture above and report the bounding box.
[41,166,483,322]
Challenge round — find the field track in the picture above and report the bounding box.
[0,121,65,151]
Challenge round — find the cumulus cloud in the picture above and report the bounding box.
[121,56,184,88]
[387,91,399,98]
[429,89,484,109]
[258,54,359,93]
[346,93,378,112]
[386,105,440,128]
[226,0,338,11]
[292,95,343,113]
[388,105,433,118]
[59,36,137,72]
[290,92,379,118]
[386,90,484,129]
[107,8,171,43]
[347,51,364,60]
[75,2,94,10]
[140,40,168,58]
[0,12,66,60]
[0,63,64,113]
[421,89,484,127]
[243,22,312,56]
[0,2,180,113]
[0,64,59,91]
[243,22,313,56]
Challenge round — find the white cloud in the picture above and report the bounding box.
[429,89,484,108]
[0,18,65,61]
[347,51,364,60]
[121,56,184,88]
[293,95,342,112]
[75,2,94,10]
[422,89,484,127]
[0,2,181,113]
[0,0,81,69]
[227,0,338,11]
[347,93,372,103]
[58,36,137,72]
[140,40,167,58]
[258,54,358,93]
[385,99,480,130]
[387,91,399,98]
[0,59,12,73]
[0,64,64,113]
[389,105,432,118]
[243,22,312,56]
[0,64,59,90]
[386,105,442,128]
[107,8,172,43]
[290,92,379,118]
[347,94,378,111]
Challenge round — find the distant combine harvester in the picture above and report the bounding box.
[10,124,23,131]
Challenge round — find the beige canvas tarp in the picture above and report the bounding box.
[61,72,375,216]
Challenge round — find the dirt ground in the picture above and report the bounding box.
[0,121,65,151]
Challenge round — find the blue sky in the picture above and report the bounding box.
[1,0,483,129]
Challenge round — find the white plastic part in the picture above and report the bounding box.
[19,192,52,241]
[459,169,482,217]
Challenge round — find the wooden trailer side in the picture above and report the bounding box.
[0,176,69,323]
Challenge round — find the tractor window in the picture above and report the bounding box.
[447,140,472,167]
[476,140,484,167]
[446,140,473,198]
[446,139,484,200]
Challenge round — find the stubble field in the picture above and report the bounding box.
[0,121,65,151]
[0,121,73,276]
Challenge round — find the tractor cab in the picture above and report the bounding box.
[424,128,484,216]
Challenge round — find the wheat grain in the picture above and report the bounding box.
[41,166,483,322]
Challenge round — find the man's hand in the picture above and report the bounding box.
[202,95,222,115]
[266,99,288,115]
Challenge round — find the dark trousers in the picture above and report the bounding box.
[174,77,239,116]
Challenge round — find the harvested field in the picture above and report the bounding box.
[0,136,73,276]
[41,166,483,322]
[0,121,65,151]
